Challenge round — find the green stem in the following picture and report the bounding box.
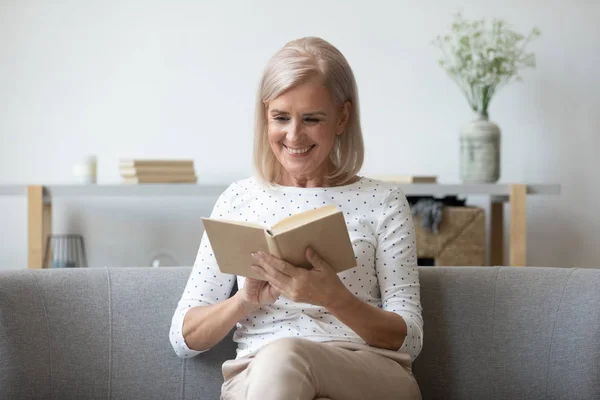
[448,73,476,110]
[481,85,490,117]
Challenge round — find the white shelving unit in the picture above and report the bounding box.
[0,183,561,269]
[0,183,560,199]
[0,185,28,196]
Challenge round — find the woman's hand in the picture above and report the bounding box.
[239,277,281,307]
[250,247,350,308]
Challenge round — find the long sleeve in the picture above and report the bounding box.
[169,184,237,358]
[375,188,424,361]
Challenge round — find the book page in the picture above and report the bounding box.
[201,218,270,280]
[273,211,356,273]
[204,218,264,230]
[270,204,339,235]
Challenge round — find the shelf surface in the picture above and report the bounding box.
[0,185,27,196]
[0,183,561,198]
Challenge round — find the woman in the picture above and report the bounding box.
[170,37,423,400]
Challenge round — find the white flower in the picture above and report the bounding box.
[433,11,540,115]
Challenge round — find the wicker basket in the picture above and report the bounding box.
[414,206,485,266]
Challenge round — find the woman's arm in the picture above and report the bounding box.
[182,291,258,351]
[250,248,408,351]
[182,276,280,351]
[326,288,407,351]
[373,188,423,359]
[170,183,238,358]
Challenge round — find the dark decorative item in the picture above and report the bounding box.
[408,196,467,233]
[44,234,88,268]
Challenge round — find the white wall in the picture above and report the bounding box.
[1,0,598,269]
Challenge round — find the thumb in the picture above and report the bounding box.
[306,247,328,270]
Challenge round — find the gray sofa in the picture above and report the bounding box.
[1,266,599,400]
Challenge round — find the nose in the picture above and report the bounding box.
[285,119,303,141]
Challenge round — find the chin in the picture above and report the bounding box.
[272,145,327,177]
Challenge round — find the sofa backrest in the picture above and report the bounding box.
[413,266,600,400]
[0,267,236,400]
[1,266,599,400]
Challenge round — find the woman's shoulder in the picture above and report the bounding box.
[357,176,408,198]
[218,176,265,200]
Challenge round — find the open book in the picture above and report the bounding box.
[201,205,357,280]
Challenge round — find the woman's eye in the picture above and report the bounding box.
[305,118,320,124]
[273,116,289,122]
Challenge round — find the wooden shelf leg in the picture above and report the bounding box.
[509,184,527,266]
[490,201,504,266]
[28,186,52,269]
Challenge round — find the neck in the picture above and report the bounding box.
[278,162,335,188]
[280,175,328,188]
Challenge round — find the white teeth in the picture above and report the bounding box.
[285,145,312,154]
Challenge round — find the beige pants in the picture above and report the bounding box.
[220,337,422,400]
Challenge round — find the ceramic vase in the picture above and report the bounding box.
[459,113,501,183]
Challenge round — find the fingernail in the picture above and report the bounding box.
[307,247,313,256]
[251,252,257,257]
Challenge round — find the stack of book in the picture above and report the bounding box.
[119,159,197,184]
[375,175,438,184]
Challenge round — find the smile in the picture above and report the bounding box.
[283,144,315,155]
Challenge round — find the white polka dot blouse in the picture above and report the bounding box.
[170,176,424,361]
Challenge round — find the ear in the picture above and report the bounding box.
[336,101,351,136]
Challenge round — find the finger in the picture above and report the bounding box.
[266,278,285,296]
[257,252,297,277]
[250,264,268,279]
[250,265,285,295]
[305,247,330,271]
[271,257,299,278]
[251,259,290,288]
[252,252,294,281]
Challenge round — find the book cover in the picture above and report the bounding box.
[376,175,437,183]
[119,159,195,168]
[122,176,197,184]
[201,205,357,280]
[119,166,196,176]
[120,171,197,179]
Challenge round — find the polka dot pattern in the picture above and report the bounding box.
[169,176,423,361]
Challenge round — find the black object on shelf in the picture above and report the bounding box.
[44,234,88,268]
[407,195,467,207]
[408,195,468,234]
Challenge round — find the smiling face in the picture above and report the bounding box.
[266,79,350,187]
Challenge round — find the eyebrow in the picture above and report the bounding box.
[270,109,327,117]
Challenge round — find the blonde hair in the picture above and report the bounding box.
[253,37,364,186]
